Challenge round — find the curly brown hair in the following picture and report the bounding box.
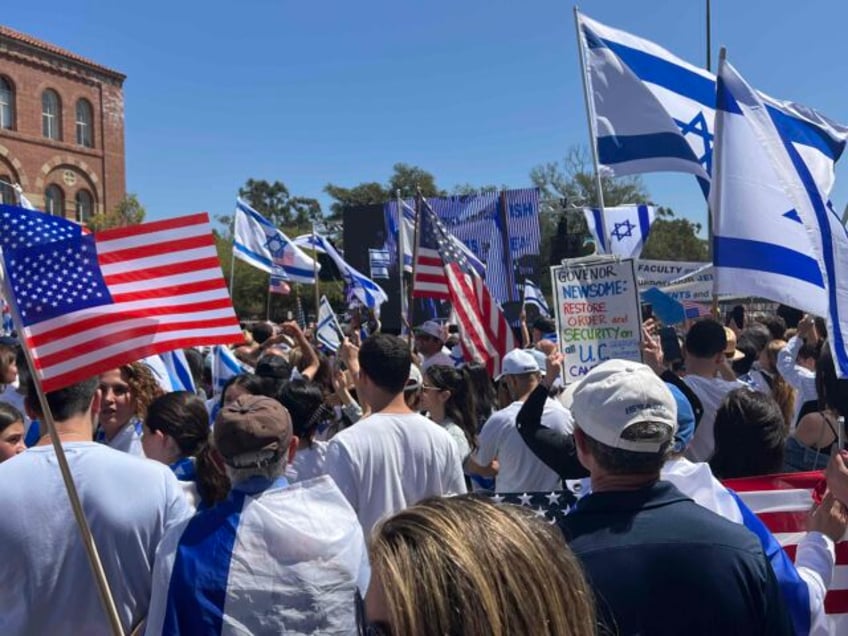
[120,362,164,420]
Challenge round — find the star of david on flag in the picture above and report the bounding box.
[584,205,655,259]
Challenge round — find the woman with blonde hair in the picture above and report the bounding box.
[364,495,596,636]
[759,339,796,430]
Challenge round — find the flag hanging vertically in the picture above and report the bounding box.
[233,198,319,284]
[294,232,388,314]
[212,344,249,395]
[1,212,243,392]
[522,279,550,316]
[316,296,344,353]
[712,55,848,376]
[584,204,655,258]
[412,201,514,377]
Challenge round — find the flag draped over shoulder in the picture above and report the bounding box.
[413,201,514,377]
[583,204,655,258]
[725,472,848,632]
[233,198,319,284]
[522,279,550,316]
[294,232,388,313]
[0,209,242,391]
[712,57,848,375]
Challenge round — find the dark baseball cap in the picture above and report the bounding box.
[213,395,292,467]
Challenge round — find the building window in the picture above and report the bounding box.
[75,189,93,223]
[76,99,93,147]
[44,184,64,216]
[0,175,14,205]
[42,89,62,140]
[0,77,13,130]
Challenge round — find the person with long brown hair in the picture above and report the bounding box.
[364,495,596,636]
[420,364,477,460]
[758,339,797,431]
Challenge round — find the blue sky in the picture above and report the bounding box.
[6,0,848,234]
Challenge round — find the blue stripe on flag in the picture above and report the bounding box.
[236,200,274,228]
[592,208,606,252]
[163,490,247,633]
[598,132,701,167]
[233,242,273,269]
[170,353,196,394]
[767,104,846,164]
[637,204,651,244]
[713,236,824,287]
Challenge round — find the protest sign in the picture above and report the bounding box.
[552,258,642,384]
[636,259,708,291]
[660,264,714,302]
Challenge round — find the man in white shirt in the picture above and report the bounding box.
[326,333,467,534]
[414,320,454,370]
[777,314,820,426]
[467,348,573,493]
[0,376,190,635]
[682,320,749,462]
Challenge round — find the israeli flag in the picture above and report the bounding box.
[143,350,197,394]
[316,295,344,352]
[584,204,655,259]
[233,198,319,284]
[713,56,848,377]
[522,279,550,316]
[294,232,389,314]
[211,345,247,395]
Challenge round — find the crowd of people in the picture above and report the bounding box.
[0,303,847,634]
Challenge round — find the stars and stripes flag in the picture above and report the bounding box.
[489,490,578,523]
[268,275,291,295]
[724,472,848,632]
[412,201,515,377]
[0,207,242,392]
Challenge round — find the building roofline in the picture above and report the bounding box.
[0,25,126,82]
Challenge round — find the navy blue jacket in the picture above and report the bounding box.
[560,481,793,636]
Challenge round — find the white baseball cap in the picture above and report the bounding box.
[495,348,541,381]
[414,320,444,343]
[571,359,677,453]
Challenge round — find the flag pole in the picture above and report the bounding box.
[0,275,124,636]
[407,190,423,351]
[312,222,320,328]
[228,212,237,302]
[397,189,409,335]
[707,1,719,318]
[573,6,609,250]
[265,274,272,321]
[710,47,729,319]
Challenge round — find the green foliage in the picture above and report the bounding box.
[87,193,146,231]
[387,163,444,200]
[641,207,709,261]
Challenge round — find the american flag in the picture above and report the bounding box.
[682,300,710,319]
[489,490,578,523]
[724,471,848,632]
[413,201,515,377]
[1,210,243,392]
[268,275,291,295]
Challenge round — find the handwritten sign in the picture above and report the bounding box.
[552,258,643,384]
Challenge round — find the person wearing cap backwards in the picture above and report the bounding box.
[680,319,752,462]
[413,320,454,371]
[326,333,466,534]
[466,348,573,493]
[560,359,792,635]
[145,395,370,635]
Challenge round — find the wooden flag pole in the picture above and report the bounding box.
[0,274,125,636]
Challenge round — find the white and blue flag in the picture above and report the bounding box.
[294,232,389,314]
[211,345,248,395]
[713,56,848,377]
[13,184,34,211]
[522,279,551,316]
[144,350,197,394]
[584,204,655,259]
[233,198,319,284]
[316,295,344,353]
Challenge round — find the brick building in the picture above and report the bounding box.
[0,25,125,223]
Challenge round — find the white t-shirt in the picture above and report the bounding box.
[286,439,329,483]
[325,411,467,533]
[0,442,190,635]
[473,398,573,493]
[683,374,748,462]
[441,417,471,461]
[421,350,455,371]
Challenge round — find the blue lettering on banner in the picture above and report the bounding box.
[509,202,535,218]
[561,280,627,299]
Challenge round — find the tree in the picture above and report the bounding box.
[387,163,444,200]
[87,193,146,231]
[323,181,388,220]
[237,179,322,228]
[450,183,501,196]
[641,207,709,261]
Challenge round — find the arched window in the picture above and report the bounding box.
[44,184,64,217]
[75,99,93,147]
[75,189,93,223]
[0,175,15,205]
[42,89,61,140]
[0,77,13,130]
